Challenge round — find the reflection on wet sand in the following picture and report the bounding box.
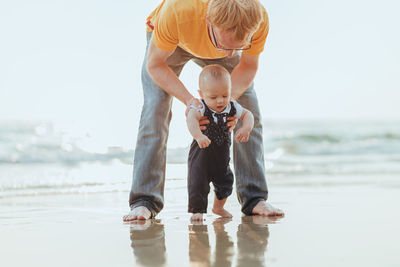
[129,216,279,267]
[236,216,271,267]
[188,216,276,267]
[129,220,166,267]
[188,218,235,267]
[188,223,211,267]
[212,218,234,267]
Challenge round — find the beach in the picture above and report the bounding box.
[2,0,400,263]
[1,162,400,267]
[2,0,400,264]
[1,120,400,266]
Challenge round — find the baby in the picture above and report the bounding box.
[186,64,254,221]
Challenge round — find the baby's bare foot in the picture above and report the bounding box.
[212,208,232,218]
[190,213,204,222]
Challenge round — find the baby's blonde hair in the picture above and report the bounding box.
[207,0,263,42]
[199,65,230,90]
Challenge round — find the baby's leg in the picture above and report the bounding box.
[191,213,204,221]
[188,141,210,222]
[209,142,233,218]
[212,195,232,218]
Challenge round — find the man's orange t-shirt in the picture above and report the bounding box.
[146,0,269,59]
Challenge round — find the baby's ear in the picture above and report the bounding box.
[198,89,203,98]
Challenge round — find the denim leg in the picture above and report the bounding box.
[129,53,172,215]
[193,55,268,215]
[234,85,268,215]
[129,33,193,216]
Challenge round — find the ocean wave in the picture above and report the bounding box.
[0,187,129,198]
[0,182,105,191]
[0,121,130,164]
[1,121,399,173]
[270,132,400,143]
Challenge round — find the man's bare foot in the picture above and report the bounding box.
[212,208,232,218]
[252,201,284,216]
[190,213,204,222]
[123,206,151,221]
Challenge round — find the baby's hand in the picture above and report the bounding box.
[196,135,211,148]
[235,127,251,143]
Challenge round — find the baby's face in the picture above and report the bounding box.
[200,78,231,113]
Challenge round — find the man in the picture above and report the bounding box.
[123,0,284,221]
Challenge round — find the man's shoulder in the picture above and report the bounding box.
[167,0,207,9]
[166,0,207,21]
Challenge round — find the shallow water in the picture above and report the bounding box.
[1,120,400,173]
[1,181,399,267]
[1,120,400,199]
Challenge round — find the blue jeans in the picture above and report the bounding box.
[129,33,268,216]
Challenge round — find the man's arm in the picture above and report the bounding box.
[147,40,195,105]
[230,53,259,100]
[225,53,258,131]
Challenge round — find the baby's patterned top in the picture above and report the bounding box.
[197,100,242,146]
[191,100,243,123]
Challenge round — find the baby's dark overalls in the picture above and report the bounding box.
[188,100,237,213]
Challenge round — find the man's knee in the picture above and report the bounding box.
[140,91,172,121]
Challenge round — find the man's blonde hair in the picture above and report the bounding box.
[207,0,263,41]
[199,64,230,90]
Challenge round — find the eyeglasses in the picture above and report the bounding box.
[210,25,253,51]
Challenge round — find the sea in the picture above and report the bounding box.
[1,120,399,198]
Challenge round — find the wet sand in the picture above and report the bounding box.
[1,174,400,267]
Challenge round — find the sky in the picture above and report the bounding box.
[0,0,399,149]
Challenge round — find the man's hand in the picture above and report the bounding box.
[185,98,203,116]
[185,98,210,130]
[199,116,210,131]
[234,127,250,143]
[196,134,211,148]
